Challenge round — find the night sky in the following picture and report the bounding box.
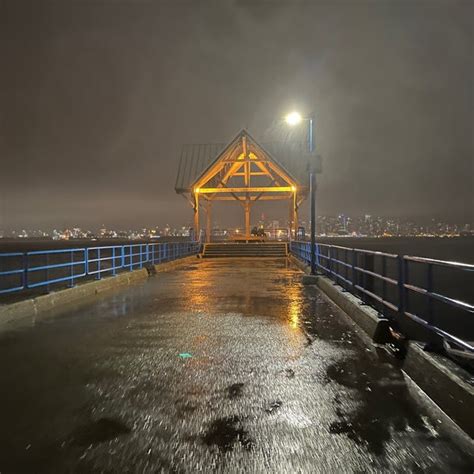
[1,0,472,231]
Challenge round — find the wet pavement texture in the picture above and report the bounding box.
[0,258,472,473]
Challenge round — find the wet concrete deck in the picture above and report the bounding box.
[0,258,472,473]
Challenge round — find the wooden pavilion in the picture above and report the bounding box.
[175,129,320,242]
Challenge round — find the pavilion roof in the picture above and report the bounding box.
[175,129,319,194]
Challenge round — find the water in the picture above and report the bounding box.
[318,236,474,264]
[0,237,188,253]
[1,236,472,261]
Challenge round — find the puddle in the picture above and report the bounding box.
[70,417,131,446]
[202,416,253,452]
[227,383,245,399]
[325,358,431,455]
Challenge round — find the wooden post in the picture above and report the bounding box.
[206,201,212,243]
[289,197,293,240]
[244,200,250,240]
[293,191,298,240]
[194,192,200,241]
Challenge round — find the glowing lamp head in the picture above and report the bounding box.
[195,188,200,194]
[285,111,302,126]
[291,185,296,192]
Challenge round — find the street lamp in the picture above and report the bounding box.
[285,111,317,275]
[285,111,302,126]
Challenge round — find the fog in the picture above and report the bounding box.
[1,0,472,230]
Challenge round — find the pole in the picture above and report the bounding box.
[288,198,293,240]
[244,200,250,240]
[308,115,316,275]
[194,192,200,242]
[293,190,298,240]
[310,171,316,275]
[206,201,212,243]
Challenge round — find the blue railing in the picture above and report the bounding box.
[0,241,200,296]
[290,241,474,355]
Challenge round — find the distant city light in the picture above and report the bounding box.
[0,216,472,241]
[285,111,302,126]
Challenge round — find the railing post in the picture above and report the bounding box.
[427,263,434,325]
[70,250,75,287]
[398,256,405,315]
[46,253,50,293]
[97,248,101,280]
[381,255,387,316]
[328,247,332,278]
[112,247,116,276]
[85,248,89,275]
[362,253,374,305]
[23,253,28,290]
[351,249,356,292]
[345,248,349,290]
[405,258,409,314]
[130,245,133,271]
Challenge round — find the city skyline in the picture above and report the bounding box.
[2,213,472,240]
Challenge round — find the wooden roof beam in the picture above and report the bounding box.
[198,186,294,193]
[205,195,293,201]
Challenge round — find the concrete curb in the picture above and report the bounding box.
[289,255,391,343]
[315,275,391,343]
[153,255,198,273]
[289,254,311,273]
[403,342,474,439]
[0,255,198,328]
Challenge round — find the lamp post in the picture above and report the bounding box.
[285,111,317,275]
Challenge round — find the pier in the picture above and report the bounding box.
[0,257,472,472]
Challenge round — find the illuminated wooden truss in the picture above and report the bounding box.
[178,130,308,241]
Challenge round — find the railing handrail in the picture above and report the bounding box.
[291,240,474,272]
[403,254,474,271]
[289,240,474,355]
[0,241,200,295]
[27,248,85,256]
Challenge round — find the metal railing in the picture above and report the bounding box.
[0,241,200,296]
[290,241,474,355]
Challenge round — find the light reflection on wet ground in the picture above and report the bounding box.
[0,258,472,473]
